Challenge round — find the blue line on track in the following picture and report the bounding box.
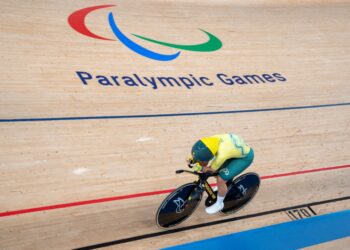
[0,102,349,123]
[163,209,350,250]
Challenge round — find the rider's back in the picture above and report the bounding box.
[210,133,251,171]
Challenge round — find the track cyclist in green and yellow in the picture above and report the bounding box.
[187,133,254,214]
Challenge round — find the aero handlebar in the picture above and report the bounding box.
[175,169,218,176]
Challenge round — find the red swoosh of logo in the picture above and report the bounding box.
[68,5,115,41]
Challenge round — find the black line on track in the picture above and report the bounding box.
[73,195,350,250]
[1,102,350,123]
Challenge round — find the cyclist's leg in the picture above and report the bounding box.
[206,149,254,214]
[212,159,232,193]
[216,175,227,197]
[218,149,254,197]
[218,148,254,182]
[212,149,254,193]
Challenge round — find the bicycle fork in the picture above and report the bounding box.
[188,185,203,201]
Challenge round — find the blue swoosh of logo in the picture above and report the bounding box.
[108,13,180,61]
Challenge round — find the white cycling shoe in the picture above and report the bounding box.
[205,201,224,214]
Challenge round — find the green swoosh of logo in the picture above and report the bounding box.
[132,29,222,52]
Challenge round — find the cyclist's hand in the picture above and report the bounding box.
[192,163,203,172]
[187,156,202,171]
[186,156,195,167]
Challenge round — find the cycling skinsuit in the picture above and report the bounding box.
[209,133,254,181]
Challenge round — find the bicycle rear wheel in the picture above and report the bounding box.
[156,183,202,228]
[221,172,260,214]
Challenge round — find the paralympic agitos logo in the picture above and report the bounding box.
[68,5,222,61]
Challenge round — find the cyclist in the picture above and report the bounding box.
[187,133,254,214]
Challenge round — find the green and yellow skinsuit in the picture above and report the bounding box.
[205,133,254,181]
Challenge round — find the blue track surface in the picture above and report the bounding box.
[0,102,349,123]
[163,210,350,250]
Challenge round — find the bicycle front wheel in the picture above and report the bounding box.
[156,183,201,228]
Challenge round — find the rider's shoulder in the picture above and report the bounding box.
[211,133,238,140]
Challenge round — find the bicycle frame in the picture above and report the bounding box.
[176,170,218,202]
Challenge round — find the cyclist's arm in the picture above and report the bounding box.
[202,165,215,173]
[210,154,227,171]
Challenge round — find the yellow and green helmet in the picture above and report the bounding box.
[191,137,220,162]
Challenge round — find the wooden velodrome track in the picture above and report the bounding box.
[1,0,350,249]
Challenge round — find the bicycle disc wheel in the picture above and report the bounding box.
[221,172,260,214]
[156,183,202,228]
